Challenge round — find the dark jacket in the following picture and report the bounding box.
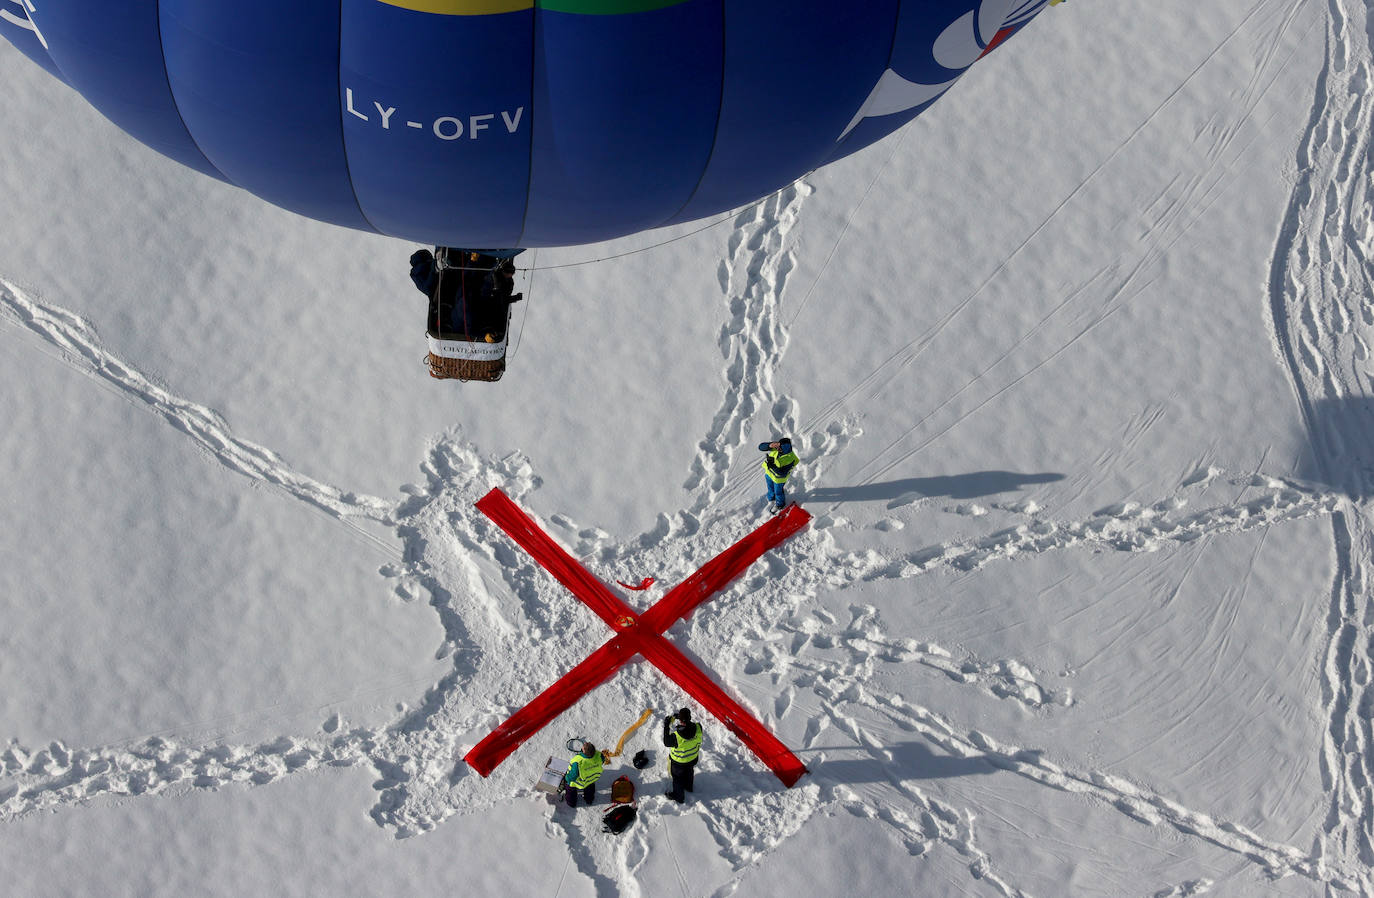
[663,717,701,755]
[410,249,437,295]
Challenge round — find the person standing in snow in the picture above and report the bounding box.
[563,741,609,808]
[758,438,799,511]
[662,708,703,804]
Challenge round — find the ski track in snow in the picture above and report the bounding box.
[0,10,1367,890]
[1267,0,1374,893]
[0,278,397,557]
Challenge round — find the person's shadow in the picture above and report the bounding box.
[804,471,1064,508]
[801,741,1020,783]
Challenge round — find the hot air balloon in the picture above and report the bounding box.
[1,0,1052,248]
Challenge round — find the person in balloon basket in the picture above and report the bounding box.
[662,708,703,804]
[409,247,522,340]
[562,741,609,808]
[758,438,799,512]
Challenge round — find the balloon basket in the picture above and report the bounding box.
[426,351,505,382]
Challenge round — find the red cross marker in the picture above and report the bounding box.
[464,488,811,787]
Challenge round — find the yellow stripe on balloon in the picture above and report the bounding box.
[373,0,532,13]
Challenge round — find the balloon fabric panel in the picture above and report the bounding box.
[666,0,899,228]
[21,0,222,180]
[0,0,1056,247]
[159,0,370,232]
[340,2,534,246]
[519,0,721,246]
[0,1,65,81]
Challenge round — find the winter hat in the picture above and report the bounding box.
[676,708,692,723]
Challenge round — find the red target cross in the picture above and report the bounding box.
[464,488,810,787]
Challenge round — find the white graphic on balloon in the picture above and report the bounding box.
[0,0,47,50]
[839,0,1017,140]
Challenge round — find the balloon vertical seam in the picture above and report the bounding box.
[152,0,224,182]
[334,0,384,236]
[512,1,539,248]
[655,0,727,233]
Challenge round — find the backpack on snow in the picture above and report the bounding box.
[602,775,638,834]
[609,775,635,804]
[602,803,637,834]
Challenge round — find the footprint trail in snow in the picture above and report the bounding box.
[1,42,1369,887]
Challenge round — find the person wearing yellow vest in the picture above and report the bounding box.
[662,708,703,804]
[759,438,799,512]
[562,741,609,808]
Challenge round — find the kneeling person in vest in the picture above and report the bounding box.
[759,439,799,511]
[663,708,703,804]
[564,742,608,808]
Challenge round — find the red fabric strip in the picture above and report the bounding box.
[464,488,811,787]
[640,505,811,633]
[475,488,636,629]
[638,636,808,787]
[464,633,642,776]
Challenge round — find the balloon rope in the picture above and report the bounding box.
[511,204,753,272]
[510,130,895,285]
[785,127,912,329]
[508,248,536,360]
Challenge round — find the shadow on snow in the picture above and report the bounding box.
[803,471,1064,507]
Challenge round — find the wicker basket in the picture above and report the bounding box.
[426,350,505,382]
[426,328,508,382]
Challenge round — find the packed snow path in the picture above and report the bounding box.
[1267,0,1374,889]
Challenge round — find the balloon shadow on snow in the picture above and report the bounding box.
[803,471,1064,508]
[1292,397,1374,498]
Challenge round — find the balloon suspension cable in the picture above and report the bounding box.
[510,205,752,272]
[458,251,471,342]
[507,147,884,285]
[432,248,446,337]
[785,127,912,330]
[508,248,536,360]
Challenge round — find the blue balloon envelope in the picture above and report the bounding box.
[1,0,1050,247]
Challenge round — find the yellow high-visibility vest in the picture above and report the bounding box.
[566,751,604,789]
[763,448,799,484]
[669,725,703,764]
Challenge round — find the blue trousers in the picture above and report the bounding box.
[766,477,786,508]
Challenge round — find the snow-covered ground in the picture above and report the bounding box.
[2,1,1372,895]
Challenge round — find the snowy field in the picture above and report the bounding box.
[2,1,1372,896]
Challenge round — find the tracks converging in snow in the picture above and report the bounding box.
[2,3,1372,892]
[0,224,1354,895]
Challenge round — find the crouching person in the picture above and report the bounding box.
[564,742,608,808]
